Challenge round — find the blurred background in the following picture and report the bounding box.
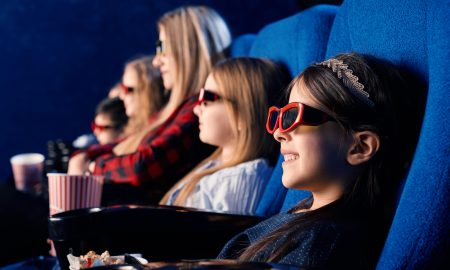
[0,0,341,182]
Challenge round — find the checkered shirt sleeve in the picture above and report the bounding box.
[93,95,212,188]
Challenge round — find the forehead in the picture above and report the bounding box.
[204,74,219,92]
[95,113,112,124]
[288,79,317,108]
[159,27,166,40]
[122,66,138,84]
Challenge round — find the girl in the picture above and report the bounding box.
[217,53,424,269]
[91,97,128,145]
[117,55,166,137]
[69,55,165,170]
[160,57,290,215]
[70,6,231,196]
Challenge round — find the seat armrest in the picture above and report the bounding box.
[143,259,301,270]
[48,205,264,270]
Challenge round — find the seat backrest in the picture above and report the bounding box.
[249,5,338,78]
[325,0,450,268]
[230,34,256,57]
[247,5,338,217]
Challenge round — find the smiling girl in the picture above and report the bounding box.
[217,53,424,269]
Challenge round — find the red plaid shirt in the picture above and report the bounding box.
[93,95,214,189]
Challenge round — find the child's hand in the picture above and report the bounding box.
[68,152,90,175]
[47,239,56,257]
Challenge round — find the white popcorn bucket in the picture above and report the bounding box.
[47,173,104,216]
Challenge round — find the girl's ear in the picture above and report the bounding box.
[347,131,380,165]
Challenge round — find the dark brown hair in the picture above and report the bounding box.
[238,53,425,265]
[95,97,128,131]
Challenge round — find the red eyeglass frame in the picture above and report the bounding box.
[266,102,332,134]
[119,83,134,95]
[197,88,222,104]
[91,121,115,132]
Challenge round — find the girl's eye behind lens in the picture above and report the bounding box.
[282,107,298,129]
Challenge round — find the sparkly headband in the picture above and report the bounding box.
[320,58,375,107]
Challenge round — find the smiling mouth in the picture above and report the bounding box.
[283,154,299,162]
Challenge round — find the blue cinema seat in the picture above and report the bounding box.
[51,2,446,268]
[230,33,256,57]
[249,4,339,216]
[47,6,340,268]
[325,0,450,268]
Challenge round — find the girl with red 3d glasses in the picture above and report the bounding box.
[90,97,128,146]
[69,56,166,175]
[160,57,290,215]
[217,53,424,269]
[69,6,231,200]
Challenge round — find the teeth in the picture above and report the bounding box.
[284,154,299,161]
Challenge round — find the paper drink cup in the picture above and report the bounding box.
[10,153,45,194]
[47,173,104,215]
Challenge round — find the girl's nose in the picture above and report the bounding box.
[193,103,202,117]
[118,89,126,100]
[93,127,101,136]
[273,128,288,142]
[152,55,162,68]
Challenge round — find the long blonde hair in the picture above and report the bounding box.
[160,57,290,206]
[114,6,231,155]
[114,56,165,154]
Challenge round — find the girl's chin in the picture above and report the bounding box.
[281,174,294,188]
[198,135,219,148]
[281,171,308,189]
[125,109,135,118]
[198,134,210,145]
[162,78,173,90]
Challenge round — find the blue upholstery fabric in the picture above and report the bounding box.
[251,5,338,217]
[280,189,311,213]
[326,0,450,268]
[255,155,287,216]
[230,34,256,57]
[249,5,338,77]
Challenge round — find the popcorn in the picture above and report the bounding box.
[68,250,124,269]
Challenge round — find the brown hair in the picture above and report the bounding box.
[160,57,290,206]
[114,6,231,155]
[123,55,165,135]
[95,97,128,132]
[238,53,425,264]
[113,56,166,155]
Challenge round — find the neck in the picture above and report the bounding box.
[309,183,344,211]
[220,145,235,163]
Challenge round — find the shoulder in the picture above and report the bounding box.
[202,159,272,186]
[292,218,361,241]
[245,213,297,242]
[220,158,272,176]
[280,218,370,267]
[160,96,199,130]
